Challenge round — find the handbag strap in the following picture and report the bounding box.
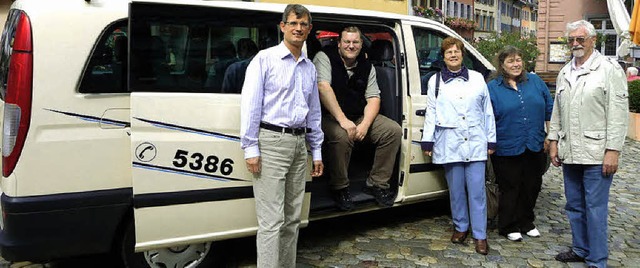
[435,71,440,98]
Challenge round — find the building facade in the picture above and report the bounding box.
[474,0,499,39]
[414,0,443,11]
[261,0,410,15]
[536,0,617,72]
[521,1,537,36]
[444,0,476,40]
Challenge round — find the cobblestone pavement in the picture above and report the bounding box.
[2,139,639,267]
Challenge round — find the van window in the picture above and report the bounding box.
[0,10,23,100]
[412,27,490,95]
[79,20,128,94]
[129,3,280,93]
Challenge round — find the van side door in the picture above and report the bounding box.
[401,22,448,201]
[128,2,310,251]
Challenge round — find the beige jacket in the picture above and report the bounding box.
[547,51,629,165]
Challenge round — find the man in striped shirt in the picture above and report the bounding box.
[240,4,324,268]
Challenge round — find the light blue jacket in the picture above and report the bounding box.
[421,70,497,164]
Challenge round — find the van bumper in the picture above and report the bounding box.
[0,188,132,262]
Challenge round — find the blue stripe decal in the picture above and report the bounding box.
[133,162,248,182]
[134,117,240,142]
[45,109,130,127]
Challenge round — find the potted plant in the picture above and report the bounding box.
[627,80,640,140]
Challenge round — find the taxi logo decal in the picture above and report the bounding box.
[135,142,157,162]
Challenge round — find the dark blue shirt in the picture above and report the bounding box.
[487,73,553,156]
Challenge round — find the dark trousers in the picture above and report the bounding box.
[491,149,546,235]
[322,114,402,190]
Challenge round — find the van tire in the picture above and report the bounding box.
[118,219,217,268]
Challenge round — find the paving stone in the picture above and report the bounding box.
[461,258,481,266]
[481,262,499,268]
[526,258,544,267]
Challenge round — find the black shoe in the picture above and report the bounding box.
[554,250,585,263]
[332,188,353,211]
[363,186,394,207]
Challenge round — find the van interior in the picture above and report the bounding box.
[305,24,402,213]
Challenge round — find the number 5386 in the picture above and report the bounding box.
[172,149,234,176]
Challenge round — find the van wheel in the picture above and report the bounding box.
[119,220,216,268]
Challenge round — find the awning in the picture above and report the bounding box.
[631,0,640,45]
[608,0,631,56]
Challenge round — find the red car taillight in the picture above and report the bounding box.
[2,11,32,177]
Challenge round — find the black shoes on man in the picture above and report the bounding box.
[363,185,394,207]
[332,187,354,211]
[554,250,585,263]
[332,186,394,211]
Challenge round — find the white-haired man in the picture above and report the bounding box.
[626,66,640,82]
[548,20,628,268]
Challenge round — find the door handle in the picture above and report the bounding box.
[415,109,425,116]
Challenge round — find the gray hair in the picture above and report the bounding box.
[566,20,597,37]
[282,4,312,24]
[628,67,639,76]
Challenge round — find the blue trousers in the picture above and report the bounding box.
[443,161,487,239]
[562,164,612,268]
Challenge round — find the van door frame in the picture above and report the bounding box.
[400,21,451,203]
[127,1,297,251]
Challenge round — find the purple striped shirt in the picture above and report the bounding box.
[240,42,323,160]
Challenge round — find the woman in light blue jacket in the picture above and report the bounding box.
[421,37,496,255]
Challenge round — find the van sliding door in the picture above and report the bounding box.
[128,2,311,252]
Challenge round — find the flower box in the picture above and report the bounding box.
[413,5,442,22]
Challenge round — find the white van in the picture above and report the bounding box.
[0,0,493,267]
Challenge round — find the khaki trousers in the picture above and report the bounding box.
[322,114,402,190]
[253,130,307,268]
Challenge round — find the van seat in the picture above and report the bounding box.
[368,39,397,121]
[112,36,128,92]
[306,35,322,61]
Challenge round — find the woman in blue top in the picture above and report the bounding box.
[487,46,553,242]
[421,37,496,255]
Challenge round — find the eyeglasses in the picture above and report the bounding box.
[444,49,462,56]
[567,36,588,44]
[341,39,362,46]
[284,21,310,29]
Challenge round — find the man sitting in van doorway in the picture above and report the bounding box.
[313,26,402,211]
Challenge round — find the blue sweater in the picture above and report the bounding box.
[487,73,553,156]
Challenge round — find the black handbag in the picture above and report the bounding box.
[485,157,499,220]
